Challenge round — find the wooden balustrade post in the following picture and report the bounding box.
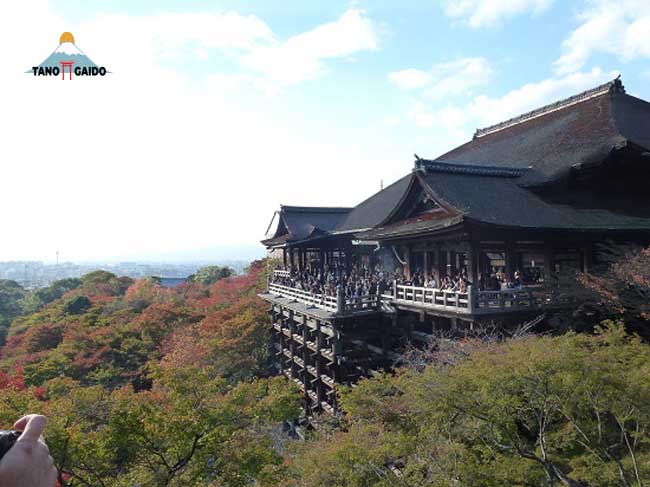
[336,284,345,314]
[393,280,397,299]
[467,285,475,313]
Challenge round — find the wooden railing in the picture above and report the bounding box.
[269,277,547,316]
[390,283,547,314]
[475,287,547,312]
[273,269,291,279]
[394,285,471,311]
[267,282,380,314]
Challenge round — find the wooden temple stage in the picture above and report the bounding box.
[260,78,650,418]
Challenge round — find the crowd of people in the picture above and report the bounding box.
[271,263,538,300]
[271,264,399,300]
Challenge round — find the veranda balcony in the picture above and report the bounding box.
[266,270,548,317]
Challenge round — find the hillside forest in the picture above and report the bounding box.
[0,247,648,486]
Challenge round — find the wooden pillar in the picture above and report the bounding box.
[404,245,411,279]
[331,327,342,384]
[319,249,324,276]
[278,312,285,370]
[544,242,553,281]
[437,248,445,279]
[450,317,458,330]
[302,317,310,393]
[466,243,477,283]
[582,243,592,273]
[423,251,429,278]
[505,242,516,280]
[315,319,323,403]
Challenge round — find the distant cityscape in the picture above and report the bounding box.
[0,260,251,289]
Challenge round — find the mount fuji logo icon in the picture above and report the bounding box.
[30,32,108,79]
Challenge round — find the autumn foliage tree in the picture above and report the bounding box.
[281,324,650,487]
[0,260,302,486]
[579,245,650,335]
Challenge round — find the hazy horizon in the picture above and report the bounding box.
[0,242,266,265]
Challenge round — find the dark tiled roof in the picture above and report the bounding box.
[261,233,292,247]
[263,79,650,244]
[433,79,650,187]
[359,168,650,240]
[356,214,464,240]
[422,171,650,231]
[262,206,352,247]
[473,79,623,138]
[416,160,527,177]
[335,174,414,232]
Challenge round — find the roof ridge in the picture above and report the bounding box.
[473,77,625,139]
[415,159,528,178]
[280,205,352,213]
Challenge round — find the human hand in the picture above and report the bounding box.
[0,415,57,487]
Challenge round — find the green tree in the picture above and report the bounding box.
[192,266,235,286]
[34,278,82,307]
[283,325,650,487]
[63,296,92,315]
[0,280,27,344]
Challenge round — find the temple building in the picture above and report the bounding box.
[259,78,650,417]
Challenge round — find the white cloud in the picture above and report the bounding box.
[389,69,432,90]
[241,9,379,86]
[408,101,437,128]
[403,67,616,151]
[555,0,650,74]
[442,0,554,28]
[424,58,493,100]
[0,3,389,261]
[389,57,492,101]
[54,8,378,89]
[468,67,616,127]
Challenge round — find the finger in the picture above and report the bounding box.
[13,415,30,431]
[15,415,47,443]
[47,465,58,486]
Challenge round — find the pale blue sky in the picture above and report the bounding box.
[1,1,649,261]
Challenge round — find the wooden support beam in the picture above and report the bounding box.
[544,242,554,280]
[505,242,515,280]
[466,243,477,283]
[583,243,592,273]
[404,245,411,279]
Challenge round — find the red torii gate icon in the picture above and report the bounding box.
[60,60,74,80]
